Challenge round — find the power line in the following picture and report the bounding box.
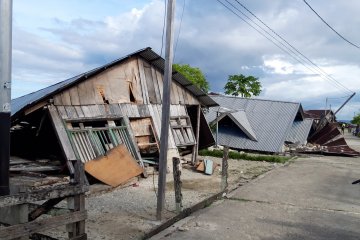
[217,0,353,94]
[174,0,186,61]
[303,0,360,49]
[160,0,167,57]
[234,0,353,94]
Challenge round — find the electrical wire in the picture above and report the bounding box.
[303,0,360,49]
[217,0,353,94]
[174,0,186,61]
[233,0,353,94]
[160,0,167,57]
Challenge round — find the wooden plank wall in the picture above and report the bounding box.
[53,57,200,107]
[55,104,188,149]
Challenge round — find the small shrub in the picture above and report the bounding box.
[199,149,290,163]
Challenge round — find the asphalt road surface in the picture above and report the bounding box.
[151,133,360,240]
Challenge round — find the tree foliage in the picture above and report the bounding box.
[173,64,210,92]
[351,114,360,125]
[224,74,261,98]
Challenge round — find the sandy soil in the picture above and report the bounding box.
[42,156,280,239]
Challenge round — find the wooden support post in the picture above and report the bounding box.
[67,160,87,240]
[221,146,229,192]
[172,157,182,213]
[193,104,201,165]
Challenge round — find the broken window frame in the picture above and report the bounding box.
[66,118,140,163]
[170,116,196,147]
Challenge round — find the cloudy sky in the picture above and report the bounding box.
[11,0,360,119]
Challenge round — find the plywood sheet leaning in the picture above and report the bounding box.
[84,144,143,187]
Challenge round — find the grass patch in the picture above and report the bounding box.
[199,149,290,163]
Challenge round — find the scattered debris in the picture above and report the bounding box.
[84,145,143,187]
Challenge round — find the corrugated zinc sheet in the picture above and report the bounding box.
[208,95,301,153]
[11,47,217,117]
[285,118,313,144]
[229,111,257,141]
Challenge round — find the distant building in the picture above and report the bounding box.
[304,110,336,124]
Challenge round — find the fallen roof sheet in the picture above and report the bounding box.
[306,122,360,157]
[207,95,302,153]
[11,47,217,118]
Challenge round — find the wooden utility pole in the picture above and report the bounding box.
[0,0,12,196]
[172,157,182,213]
[221,146,229,192]
[157,0,176,220]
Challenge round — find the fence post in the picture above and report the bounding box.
[221,146,229,192]
[172,157,182,213]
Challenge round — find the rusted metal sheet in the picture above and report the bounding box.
[307,122,360,157]
[322,145,360,157]
[308,123,340,145]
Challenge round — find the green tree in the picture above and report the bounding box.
[173,64,209,92]
[224,74,261,97]
[351,114,360,125]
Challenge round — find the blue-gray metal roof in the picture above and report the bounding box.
[229,111,257,141]
[285,118,314,144]
[207,95,302,153]
[11,47,217,118]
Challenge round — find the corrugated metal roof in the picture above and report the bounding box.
[11,47,217,118]
[285,118,313,144]
[207,95,302,153]
[229,111,257,141]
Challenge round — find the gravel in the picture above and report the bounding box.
[41,157,278,239]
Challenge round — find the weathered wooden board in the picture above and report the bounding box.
[143,65,157,104]
[57,106,69,119]
[53,94,63,105]
[103,64,128,103]
[0,210,87,240]
[48,105,77,161]
[137,104,150,117]
[137,59,149,104]
[84,145,143,187]
[77,79,96,105]
[151,67,161,103]
[155,70,164,102]
[170,79,177,105]
[0,184,87,208]
[74,106,85,118]
[127,58,143,103]
[65,106,78,119]
[68,87,81,105]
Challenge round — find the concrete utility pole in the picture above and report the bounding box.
[0,0,12,196]
[157,0,176,220]
[334,92,356,115]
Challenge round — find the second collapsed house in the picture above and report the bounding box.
[206,94,314,154]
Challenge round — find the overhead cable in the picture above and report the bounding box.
[160,0,167,57]
[303,0,360,49]
[234,0,353,94]
[217,0,353,94]
[174,0,186,61]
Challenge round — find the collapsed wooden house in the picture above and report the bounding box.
[1,47,217,239]
[11,47,216,176]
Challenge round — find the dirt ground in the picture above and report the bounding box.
[43,155,282,240]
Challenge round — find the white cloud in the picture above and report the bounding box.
[11,0,360,119]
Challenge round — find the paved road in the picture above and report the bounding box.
[151,135,360,240]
